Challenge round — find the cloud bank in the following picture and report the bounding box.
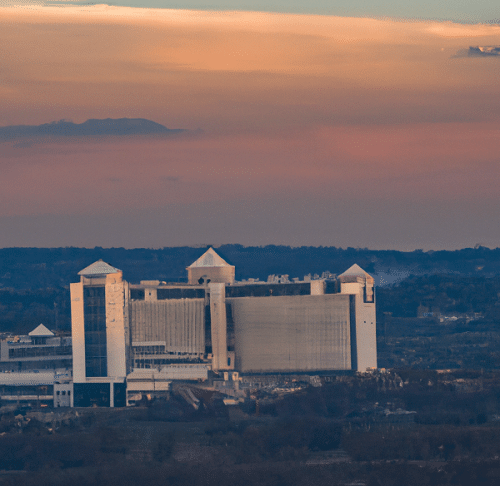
[0,118,184,142]
[469,45,500,56]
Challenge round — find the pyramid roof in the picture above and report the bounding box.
[29,323,54,337]
[78,260,121,276]
[187,248,233,268]
[339,264,374,281]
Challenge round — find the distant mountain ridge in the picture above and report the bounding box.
[0,118,185,141]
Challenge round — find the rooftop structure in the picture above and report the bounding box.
[29,323,55,338]
[339,263,375,281]
[187,247,235,285]
[78,259,121,277]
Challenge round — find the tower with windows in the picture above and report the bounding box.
[70,260,127,407]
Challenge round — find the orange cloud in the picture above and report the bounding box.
[1,5,499,132]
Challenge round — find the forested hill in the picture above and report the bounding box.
[1,245,500,290]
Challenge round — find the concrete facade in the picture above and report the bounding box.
[130,299,205,355]
[231,294,351,373]
[209,283,230,372]
[105,272,127,380]
[70,281,85,383]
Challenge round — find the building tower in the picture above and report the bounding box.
[338,264,377,371]
[70,260,127,407]
[187,247,235,285]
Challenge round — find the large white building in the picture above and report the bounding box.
[70,249,377,407]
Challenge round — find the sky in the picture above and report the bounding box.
[0,2,499,250]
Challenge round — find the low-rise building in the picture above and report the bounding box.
[0,324,72,406]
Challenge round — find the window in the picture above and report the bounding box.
[83,286,107,377]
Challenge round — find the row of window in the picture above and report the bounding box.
[9,346,72,358]
[84,287,108,377]
[133,358,203,368]
[130,288,205,300]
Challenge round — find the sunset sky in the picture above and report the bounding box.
[1,2,499,250]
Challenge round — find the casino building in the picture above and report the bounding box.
[70,248,376,406]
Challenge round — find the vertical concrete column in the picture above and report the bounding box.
[341,279,377,371]
[70,282,85,382]
[110,382,115,408]
[209,283,228,372]
[354,293,377,372]
[0,341,8,362]
[106,273,127,379]
[145,288,157,301]
[310,280,325,295]
[123,282,131,375]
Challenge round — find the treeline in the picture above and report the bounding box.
[2,245,500,291]
[3,372,500,485]
[375,275,500,370]
[377,274,500,319]
[5,460,500,486]
[0,288,70,334]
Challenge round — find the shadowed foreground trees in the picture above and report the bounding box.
[3,458,500,486]
[3,374,500,485]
